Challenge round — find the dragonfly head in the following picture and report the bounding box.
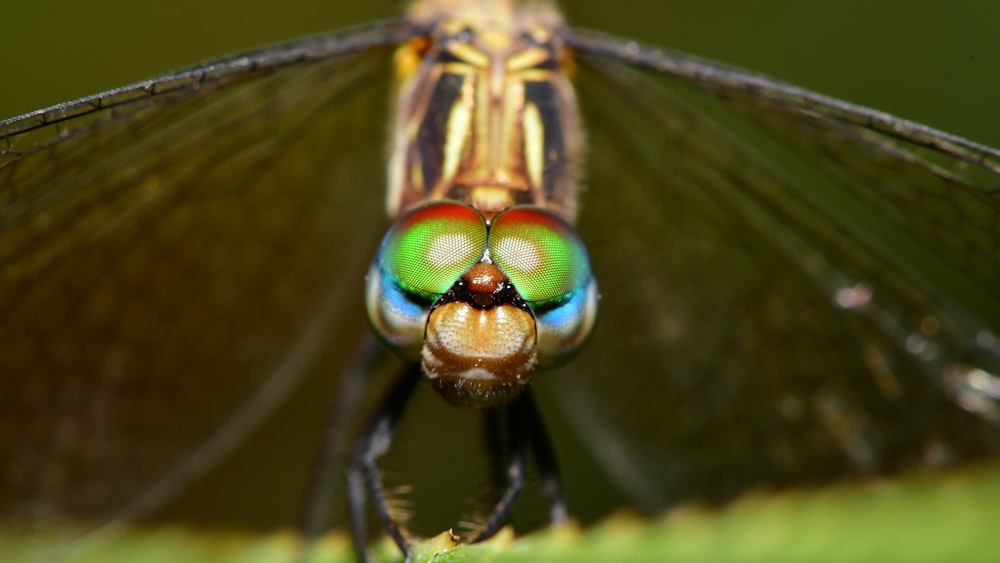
[366,201,598,408]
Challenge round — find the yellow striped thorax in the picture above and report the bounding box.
[387,0,583,222]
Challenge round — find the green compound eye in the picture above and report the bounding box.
[380,201,488,298]
[489,207,591,304]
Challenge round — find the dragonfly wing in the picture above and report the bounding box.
[544,30,1000,512]
[0,21,412,531]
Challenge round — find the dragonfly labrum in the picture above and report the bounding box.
[1,0,999,560]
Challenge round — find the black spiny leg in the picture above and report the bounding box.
[471,403,528,543]
[347,363,422,562]
[471,387,566,543]
[521,388,568,525]
[480,408,510,516]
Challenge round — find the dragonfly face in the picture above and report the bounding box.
[366,201,597,407]
[2,0,1000,559]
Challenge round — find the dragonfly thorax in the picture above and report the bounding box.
[387,0,583,222]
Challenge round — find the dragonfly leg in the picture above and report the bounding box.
[480,408,509,507]
[347,363,422,562]
[521,388,568,525]
[471,404,528,543]
[472,387,566,542]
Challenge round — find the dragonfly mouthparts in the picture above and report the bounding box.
[422,265,538,407]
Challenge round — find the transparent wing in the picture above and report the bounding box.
[545,28,1000,511]
[0,20,415,533]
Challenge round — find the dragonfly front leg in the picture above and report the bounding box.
[521,388,569,526]
[472,387,567,543]
[472,408,528,543]
[347,363,422,562]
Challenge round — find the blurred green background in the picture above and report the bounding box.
[3,0,999,543]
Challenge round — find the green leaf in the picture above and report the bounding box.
[8,464,998,562]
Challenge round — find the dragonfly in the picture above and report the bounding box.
[2,0,1000,560]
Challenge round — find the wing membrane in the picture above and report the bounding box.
[0,21,413,533]
[546,29,1000,511]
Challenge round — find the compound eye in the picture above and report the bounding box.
[489,207,591,305]
[379,201,488,299]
